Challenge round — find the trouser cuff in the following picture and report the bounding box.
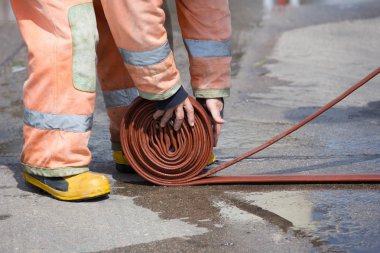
[22,164,89,177]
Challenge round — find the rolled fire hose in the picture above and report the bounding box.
[121,67,380,186]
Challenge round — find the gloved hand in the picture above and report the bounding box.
[153,96,195,132]
[152,86,224,147]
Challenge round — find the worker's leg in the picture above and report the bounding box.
[93,0,137,171]
[11,0,109,200]
[94,0,137,153]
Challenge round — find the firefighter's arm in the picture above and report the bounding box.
[176,0,231,145]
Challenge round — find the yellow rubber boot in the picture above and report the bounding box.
[113,151,217,173]
[23,171,110,201]
[113,151,135,173]
[208,153,217,166]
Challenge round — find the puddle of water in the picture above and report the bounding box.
[230,191,314,229]
[228,189,380,252]
[112,178,380,252]
[310,190,380,253]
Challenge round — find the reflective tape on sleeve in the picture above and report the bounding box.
[119,41,171,66]
[103,88,139,108]
[184,39,232,58]
[24,108,93,133]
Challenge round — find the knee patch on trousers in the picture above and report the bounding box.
[68,3,98,92]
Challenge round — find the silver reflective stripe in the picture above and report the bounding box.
[119,41,171,66]
[103,88,139,108]
[24,108,93,133]
[184,39,232,58]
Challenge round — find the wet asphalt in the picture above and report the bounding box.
[0,0,380,252]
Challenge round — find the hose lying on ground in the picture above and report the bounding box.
[120,67,380,186]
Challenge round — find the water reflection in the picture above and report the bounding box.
[0,0,14,22]
[226,189,380,252]
[264,0,301,10]
[229,191,314,229]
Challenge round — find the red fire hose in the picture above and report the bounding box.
[121,67,380,186]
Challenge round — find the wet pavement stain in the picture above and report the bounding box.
[110,182,380,252]
[0,185,13,189]
[226,197,294,232]
[223,197,326,249]
[285,101,380,123]
[0,214,11,221]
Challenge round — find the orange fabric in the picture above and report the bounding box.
[99,0,181,98]
[106,106,129,143]
[176,0,231,41]
[12,0,95,171]
[189,57,231,90]
[94,0,135,145]
[100,0,167,51]
[94,0,134,92]
[22,125,92,169]
[125,52,180,95]
[12,0,96,115]
[176,0,232,94]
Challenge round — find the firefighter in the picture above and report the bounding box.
[11,0,231,201]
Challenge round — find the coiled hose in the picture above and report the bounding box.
[120,68,380,186]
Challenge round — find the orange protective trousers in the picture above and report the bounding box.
[11,0,232,177]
